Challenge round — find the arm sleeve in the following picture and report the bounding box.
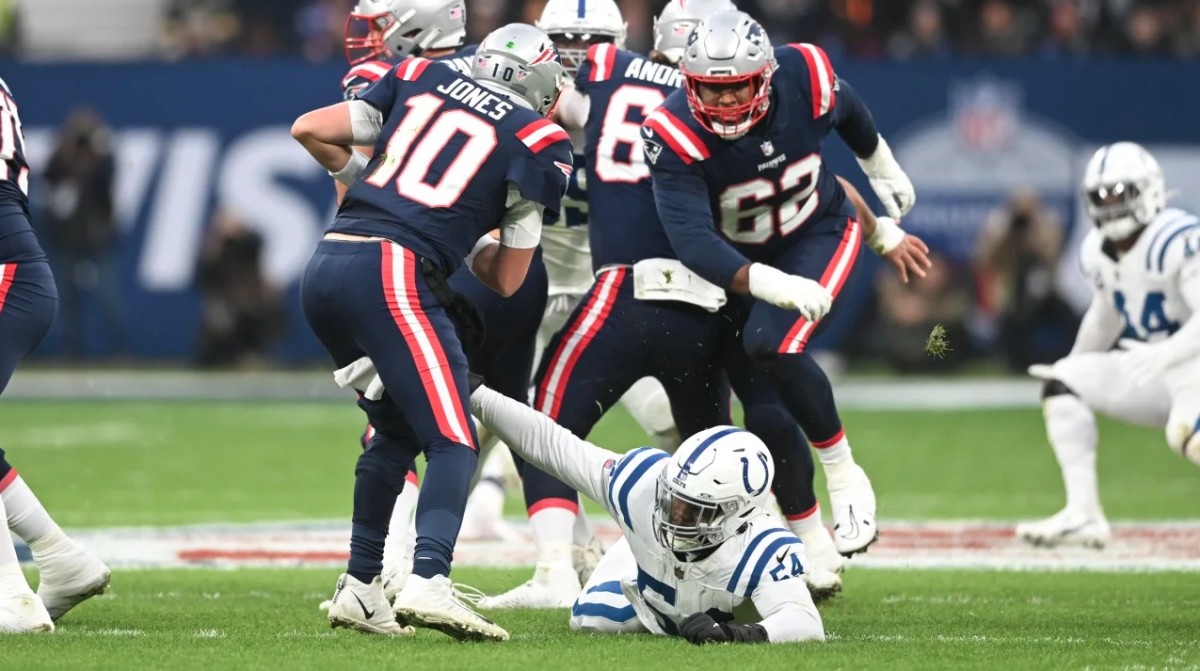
[498,184,545,249]
[749,548,825,643]
[650,164,750,289]
[830,79,880,159]
[471,386,619,506]
[1152,252,1200,365]
[555,84,590,130]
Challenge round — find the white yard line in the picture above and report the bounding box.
[22,518,1200,572]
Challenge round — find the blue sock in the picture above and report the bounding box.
[347,436,411,583]
[411,440,477,579]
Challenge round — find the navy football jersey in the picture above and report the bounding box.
[332,58,573,274]
[341,44,477,100]
[0,77,43,264]
[575,43,681,269]
[642,43,865,289]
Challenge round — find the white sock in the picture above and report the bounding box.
[1043,395,1103,518]
[529,502,576,567]
[1,475,67,554]
[571,499,593,547]
[383,471,419,566]
[785,503,824,537]
[0,495,33,598]
[814,431,852,466]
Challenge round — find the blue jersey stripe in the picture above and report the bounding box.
[617,452,668,530]
[726,527,790,593]
[1145,212,1192,270]
[637,566,677,603]
[1156,222,1200,272]
[743,537,803,597]
[586,581,623,595]
[606,447,654,520]
[572,602,637,622]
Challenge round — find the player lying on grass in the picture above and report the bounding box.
[469,381,824,644]
[1018,142,1200,549]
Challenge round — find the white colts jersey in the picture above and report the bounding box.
[595,448,815,638]
[1080,207,1200,342]
[469,388,823,642]
[541,112,594,297]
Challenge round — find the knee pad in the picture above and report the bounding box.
[1041,379,1077,400]
[357,434,414,493]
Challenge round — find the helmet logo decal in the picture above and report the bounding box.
[740,452,769,496]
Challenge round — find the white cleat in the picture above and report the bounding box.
[35,543,111,621]
[572,536,605,585]
[380,562,410,604]
[825,461,879,557]
[1016,509,1111,549]
[803,567,843,602]
[799,526,845,600]
[0,593,54,633]
[392,574,509,641]
[473,563,580,610]
[326,574,414,636]
[470,564,578,612]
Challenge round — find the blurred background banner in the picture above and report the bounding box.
[4,0,1200,369]
[8,59,1199,363]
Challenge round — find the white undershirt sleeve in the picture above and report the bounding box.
[471,386,617,505]
[347,99,383,146]
[499,184,544,249]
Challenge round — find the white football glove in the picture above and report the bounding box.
[1118,339,1167,387]
[747,263,832,321]
[856,135,915,219]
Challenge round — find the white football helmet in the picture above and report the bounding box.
[1082,142,1166,242]
[653,0,738,65]
[472,24,565,116]
[536,0,626,76]
[680,10,776,139]
[653,426,774,552]
[345,0,467,64]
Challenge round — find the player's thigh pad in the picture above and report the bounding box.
[1048,351,1170,427]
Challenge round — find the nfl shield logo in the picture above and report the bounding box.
[951,78,1019,153]
[760,140,774,156]
[449,4,464,20]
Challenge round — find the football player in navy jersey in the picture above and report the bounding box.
[292,23,572,641]
[643,11,930,558]
[0,78,112,633]
[464,0,639,612]
[472,0,832,606]
[334,0,552,597]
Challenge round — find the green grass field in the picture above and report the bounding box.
[1,400,1198,669]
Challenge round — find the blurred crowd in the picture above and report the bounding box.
[152,0,1200,61]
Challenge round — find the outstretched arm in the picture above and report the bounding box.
[470,385,620,506]
[838,176,931,283]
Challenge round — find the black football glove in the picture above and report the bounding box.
[680,613,769,645]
